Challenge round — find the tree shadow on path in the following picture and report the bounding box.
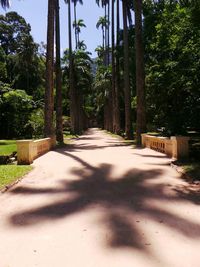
[8,146,200,257]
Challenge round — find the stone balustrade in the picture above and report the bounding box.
[17,137,56,165]
[141,134,189,160]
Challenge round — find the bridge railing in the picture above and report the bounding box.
[141,134,189,160]
[17,137,56,165]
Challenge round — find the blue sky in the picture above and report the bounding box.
[1,0,121,57]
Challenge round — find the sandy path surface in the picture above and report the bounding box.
[0,128,200,267]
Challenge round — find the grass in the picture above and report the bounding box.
[104,130,136,147]
[170,131,200,181]
[0,140,17,156]
[0,165,33,190]
[183,163,200,181]
[55,131,79,148]
[63,131,78,139]
[146,132,161,136]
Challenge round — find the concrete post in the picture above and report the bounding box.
[50,135,56,148]
[17,140,33,165]
[171,136,190,160]
[141,134,147,147]
[165,139,173,157]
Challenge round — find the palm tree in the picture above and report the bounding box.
[123,0,133,139]
[96,0,110,65]
[64,0,79,134]
[44,0,55,137]
[73,19,86,49]
[135,0,146,145]
[114,0,121,134]
[78,40,87,50]
[95,45,104,58]
[55,0,63,143]
[0,0,9,8]
[96,16,108,51]
[72,0,83,49]
[111,0,116,132]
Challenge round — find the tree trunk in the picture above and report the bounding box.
[111,0,116,133]
[114,0,121,134]
[135,0,146,145]
[104,4,108,65]
[107,0,110,65]
[122,0,133,139]
[102,25,105,51]
[74,2,78,49]
[55,0,63,143]
[44,0,55,138]
[68,0,79,134]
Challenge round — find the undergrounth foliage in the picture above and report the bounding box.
[0,140,16,156]
[0,165,33,190]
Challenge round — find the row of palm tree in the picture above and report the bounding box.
[95,0,146,143]
[1,0,146,145]
[45,0,86,139]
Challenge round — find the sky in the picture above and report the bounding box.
[1,0,115,57]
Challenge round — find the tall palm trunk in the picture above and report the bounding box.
[55,0,63,143]
[44,0,55,137]
[114,0,121,134]
[107,0,110,65]
[135,0,146,145]
[102,25,105,54]
[111,0,116,132]
[104,4,108,65]
[122,0,133,139]
[73,2,78,49]
[68,0,79,133]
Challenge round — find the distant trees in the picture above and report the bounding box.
[72,0,83,49]
[96,16,109,51]
[95,0,134,138]
[73,19,86,49]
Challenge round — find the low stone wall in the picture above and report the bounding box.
[17,137,56,165]
[141,134,189,160]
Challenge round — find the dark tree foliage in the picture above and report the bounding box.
[0,12,46,139]
[0,12,45,98]
[144,1,200,135]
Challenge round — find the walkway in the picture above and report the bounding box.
[0,128,200,267]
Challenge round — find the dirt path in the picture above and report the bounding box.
[0,128,200,267]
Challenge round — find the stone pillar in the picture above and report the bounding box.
[141,134,147,147]
[171,136,190,160]
[17,140,33,165]
[146,136,151,148]
[165,139,173,157]
[50,135,56,148]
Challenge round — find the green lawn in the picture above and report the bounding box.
[182,162,200,181]
[63,130,78,139]
[0,140,17,156]
[0,165,32,190]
